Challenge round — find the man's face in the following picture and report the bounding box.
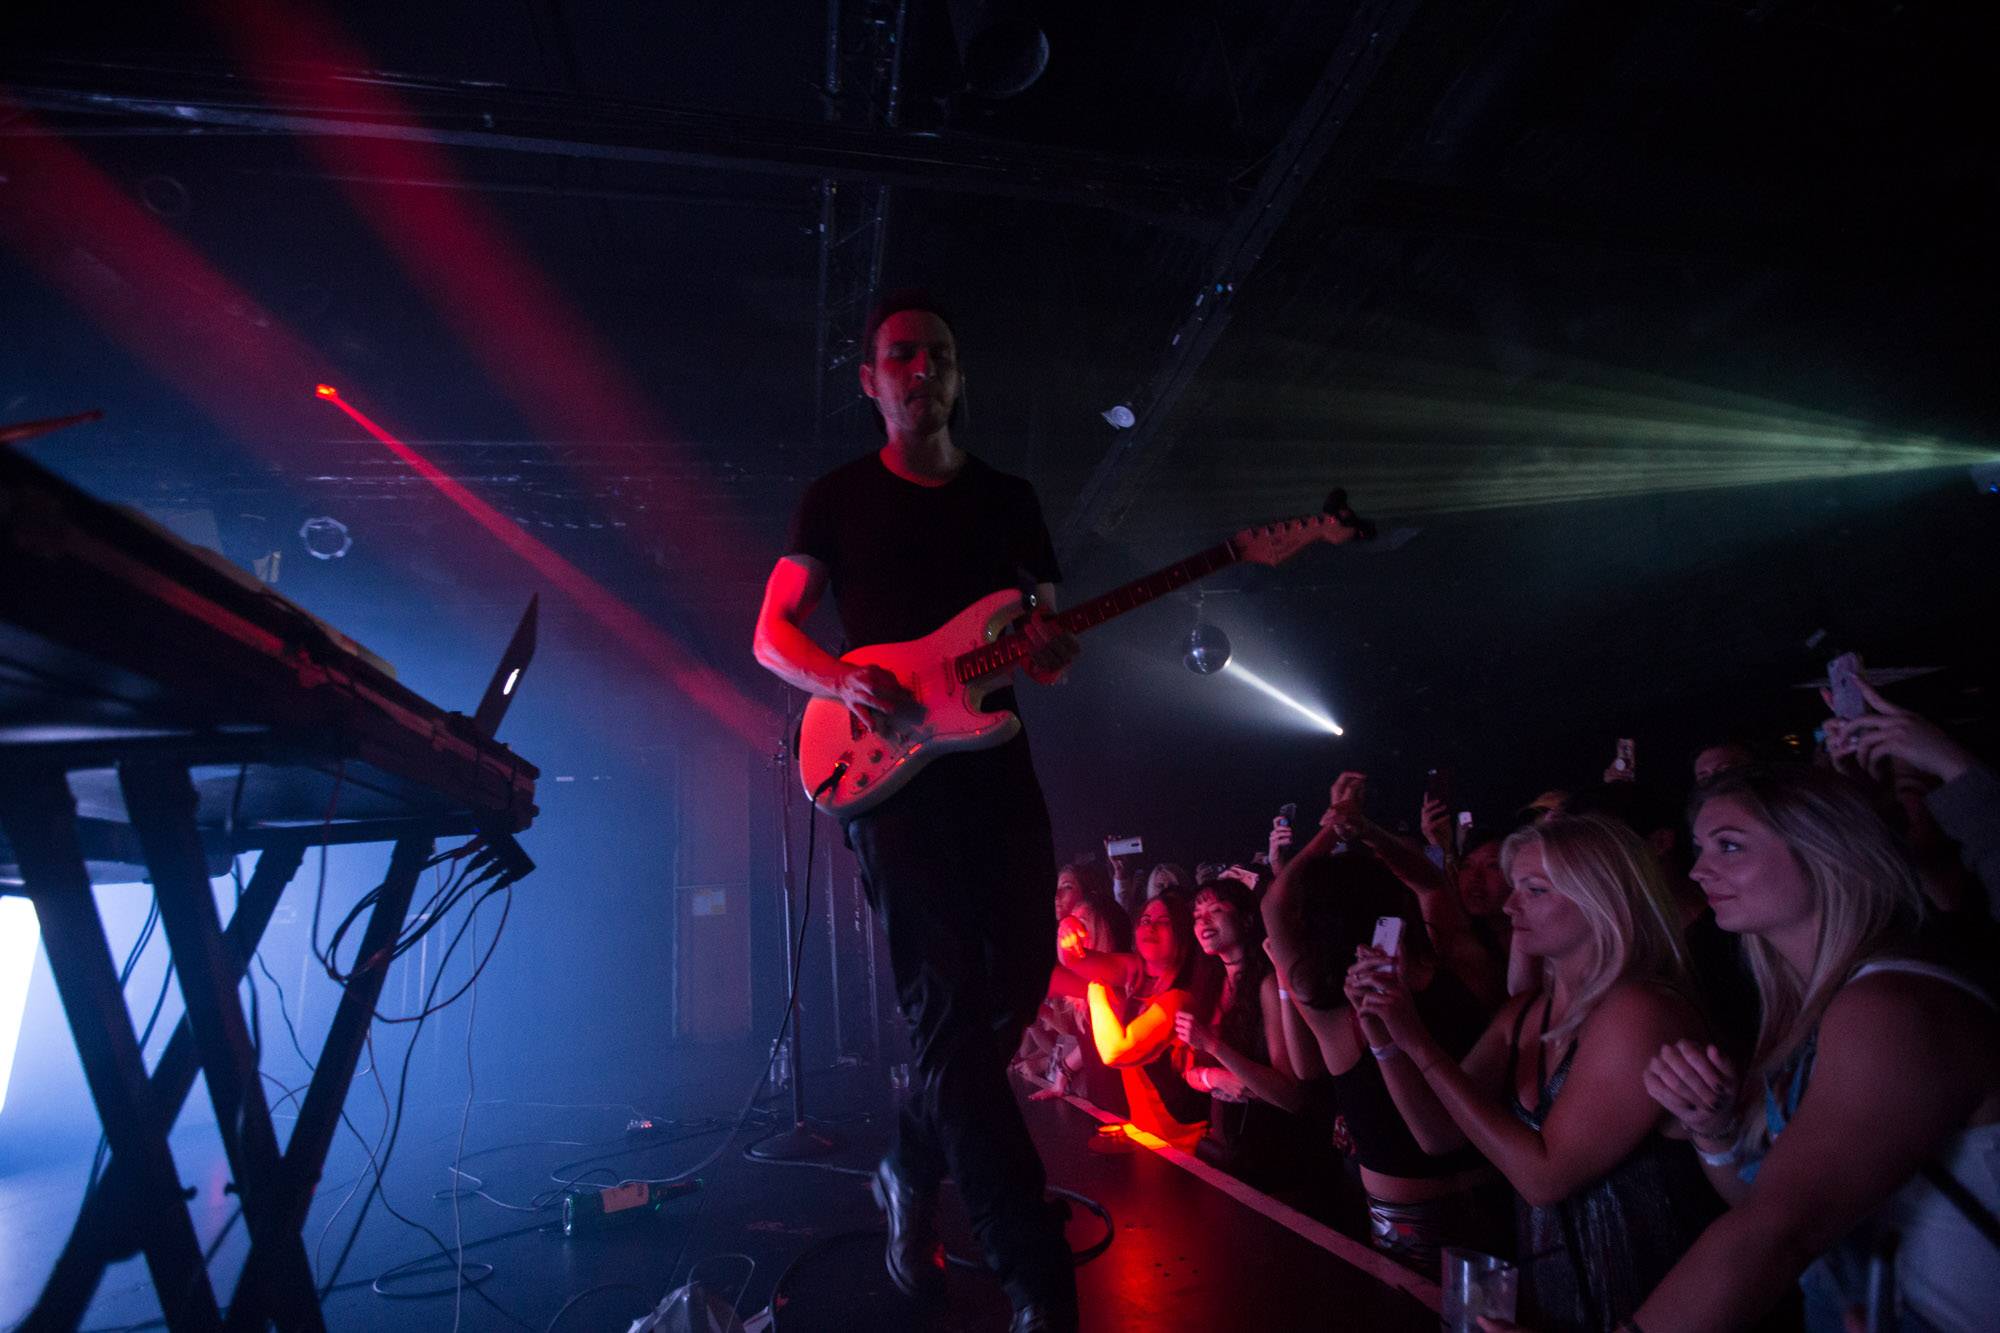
[860,310,960,437]
[1693,743,1754,785]
[1456,842,1509,917]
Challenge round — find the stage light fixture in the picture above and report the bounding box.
[1102,404,1136,429]
[0,897,38,1115]
[1223,660,1344,735]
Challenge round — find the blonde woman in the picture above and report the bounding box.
[1624,765,2000,1332]
[1348,814,1715,1332]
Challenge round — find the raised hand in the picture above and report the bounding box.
[1056,914,1090,965]
[1326,771,1369,839]
[1419,794,1453,851]
[1823,678,1975,785]
[1268,818,1296,871]
[1345,945,1425,1049]
[1643,1039,1742,1145]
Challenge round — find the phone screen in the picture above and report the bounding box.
[1370,915,1405,957]
[1828,653,1868,721]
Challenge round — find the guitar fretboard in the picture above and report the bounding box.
[952,541,1238,683]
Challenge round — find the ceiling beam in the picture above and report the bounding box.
[0,59,1233,229]
[1054,0,1435,562]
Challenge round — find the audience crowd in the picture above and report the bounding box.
[1011,678,2000,1332]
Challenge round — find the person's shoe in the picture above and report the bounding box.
[870,1158,945,1302]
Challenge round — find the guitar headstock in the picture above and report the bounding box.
[1229,489,1376,568]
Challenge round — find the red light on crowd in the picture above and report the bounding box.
[314,383,338,398]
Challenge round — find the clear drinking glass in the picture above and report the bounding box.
[1440,1247,1518,1333]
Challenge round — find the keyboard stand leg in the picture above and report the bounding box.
[228,833,432,1331]
[0,765,223,1333]
[119,761,325,1333]
[37,834,308,1329]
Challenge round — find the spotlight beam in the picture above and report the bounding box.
[317,387,779,749]
[1222,661,1344,735]
[0,899,37,1115]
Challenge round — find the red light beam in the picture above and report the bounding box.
[317,386,779,749]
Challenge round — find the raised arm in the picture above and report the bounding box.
[1358,963,1519,1155]
[1274,978,1328,1080]
[1086,982,1183,1068]
[1356,816,1505,1008]
[753,555,914,734]
[1047,949,1141,1000]
[1262,773,1366,993]
[1361,972,1699,1205]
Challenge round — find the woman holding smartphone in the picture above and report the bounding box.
[1349,814,1715,1332]
[1262,779,1507,1272]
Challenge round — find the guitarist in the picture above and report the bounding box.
[752,291,1081,1333]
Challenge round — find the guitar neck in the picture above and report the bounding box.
[954,541,1239,681]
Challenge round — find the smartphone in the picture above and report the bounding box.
[1611,738,1636,777]
[1275,801,1298,829]
[1828,652,1868,720]
[1424,767,1453,806]
[1456,810,1473,830]
[1106,835,1143,858]
[1370,915,1405,957]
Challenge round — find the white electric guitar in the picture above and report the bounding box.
[796,491,1375,817]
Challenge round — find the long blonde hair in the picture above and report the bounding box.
[1501,814,1691,1048]
[1691,766,1925,1085]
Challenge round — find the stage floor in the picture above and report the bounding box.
[0,1060,1440,1331]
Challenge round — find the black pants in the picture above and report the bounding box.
[845,733,1074,1313]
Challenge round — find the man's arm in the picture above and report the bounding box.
[752,555,848,697]
[753,555,911,730]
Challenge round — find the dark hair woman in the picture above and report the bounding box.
[1171,881,1306,1183]
[1063,890,1216,1151]
[1262,799,1502,1274]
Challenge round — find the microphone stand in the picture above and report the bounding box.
[748,728,836,1161]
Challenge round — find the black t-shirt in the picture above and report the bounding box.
[1332,969,1492,1179]
[785,451,1062,651]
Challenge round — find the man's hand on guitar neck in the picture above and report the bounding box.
[837,662,918,738]
[1020,609,1081,686]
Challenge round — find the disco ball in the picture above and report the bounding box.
[1182,623,1231,675]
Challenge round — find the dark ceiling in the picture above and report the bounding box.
[2,0,1995,851]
